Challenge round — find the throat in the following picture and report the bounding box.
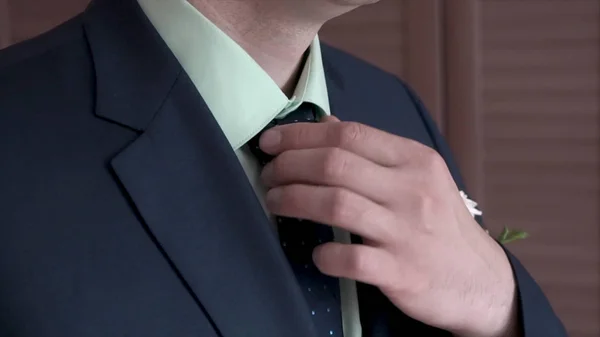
[281,50,310,98]
[187,0,322,93]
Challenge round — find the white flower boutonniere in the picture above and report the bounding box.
[460,190,482,218]
[459,190,528,245]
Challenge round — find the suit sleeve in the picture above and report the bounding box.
[401,81,568,337]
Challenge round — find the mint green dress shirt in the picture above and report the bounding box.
[137,1,362,335]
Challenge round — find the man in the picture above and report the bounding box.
[0,0,566,336]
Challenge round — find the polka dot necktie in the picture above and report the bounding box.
[248,103,344,336]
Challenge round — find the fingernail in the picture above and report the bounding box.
[260,129,281,150]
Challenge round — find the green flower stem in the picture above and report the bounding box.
[497,227,529,244]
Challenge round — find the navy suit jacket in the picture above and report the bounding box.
[0,0,567,336]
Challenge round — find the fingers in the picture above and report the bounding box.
[261,147,396,205]
[312,242,399,290]
[259,120,409,167]
[265,184,399,243]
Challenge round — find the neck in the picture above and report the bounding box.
[189,0,325,95]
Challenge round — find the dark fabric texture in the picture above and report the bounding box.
[248,103,344,336]
[0,0,567,336]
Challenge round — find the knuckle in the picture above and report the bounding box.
[416,191,436,213]
[322,148,348,181]
[420,147,447,174]
[336,122,364,147]
[277,185,296,205]
[292,126,312,147]
[345,248,369,276]
[271,151,292,175]
[328,188,353,223]
[278,185,306,212]
[380,212,403,243]
[413,191,438,233]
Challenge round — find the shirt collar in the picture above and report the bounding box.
[137,0,330,150]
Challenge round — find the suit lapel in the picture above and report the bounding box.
[83,1,316,337]
[110,71,317,337]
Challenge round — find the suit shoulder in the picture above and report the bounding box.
[320,44,406,89]
[320,43,419,111]
[320,43,421,117]
[0,13,93,133]
[0,14,85,71]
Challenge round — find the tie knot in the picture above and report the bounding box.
[248,103,318,165]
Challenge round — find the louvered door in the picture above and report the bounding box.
[480,2,600,336]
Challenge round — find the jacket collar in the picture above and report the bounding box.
[83,1,328,336]
[83,0,182,131]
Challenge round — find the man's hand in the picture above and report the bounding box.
[258,117,521,337]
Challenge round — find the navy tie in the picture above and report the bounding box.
[249,103,345,336]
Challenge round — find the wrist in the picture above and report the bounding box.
[452,294,521,337]
[488,287,522,337]
[454,246,522,337]
[482,242,522,337]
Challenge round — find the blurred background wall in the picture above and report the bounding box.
[1,0,598,336]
